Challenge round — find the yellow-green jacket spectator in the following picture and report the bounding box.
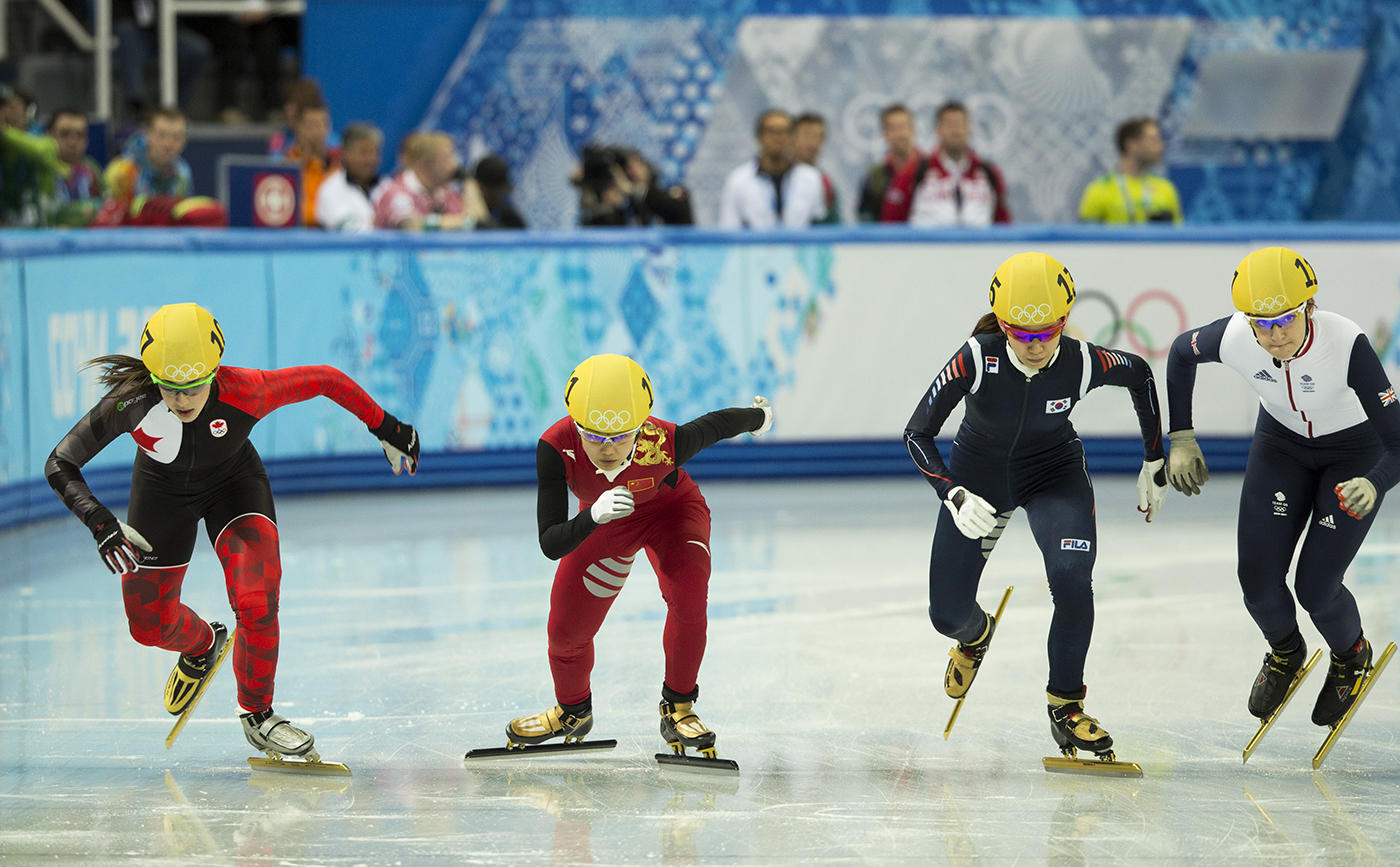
[1,125,71,226]
[1078,116,1182,225]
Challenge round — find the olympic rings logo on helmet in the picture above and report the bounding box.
[163,362,207,381]
[588,409,632,430]
[1007,303,1054,323]
[1252,295,1289,313]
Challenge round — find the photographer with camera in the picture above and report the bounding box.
[574,144,692,227]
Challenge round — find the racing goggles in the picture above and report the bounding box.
[1245,303,1306,331]
[575,423,640,445]
[150,369,217,391]
[1000,318,1066,344]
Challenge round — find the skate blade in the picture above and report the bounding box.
[944,586,1012,740]
[464,739,618,760]
[164,628,238,750]
[1312,641,1395,770]
[655,753,740,774]
[247,756,352,776]
[1242,648,1323,764]
[1042,756,1143,778]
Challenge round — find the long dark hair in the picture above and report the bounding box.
[970,312,1001,337]
[83,354,150,414]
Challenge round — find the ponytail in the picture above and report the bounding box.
[970,312,1001,338]
[83,354,150,415]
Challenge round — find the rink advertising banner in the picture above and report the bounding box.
[3,228,1400,526]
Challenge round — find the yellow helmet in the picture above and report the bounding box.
[989,252,1076,327]
[1231,246,1318,316]
[564,353,654,435]
[140,302,224,387]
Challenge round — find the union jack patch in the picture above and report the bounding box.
[1380,388,1397,407]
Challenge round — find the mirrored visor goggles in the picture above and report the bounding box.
[150,369,217,391]
[575,423,640,445]
[1000,317,1066,344]
[1245,303,1306,331]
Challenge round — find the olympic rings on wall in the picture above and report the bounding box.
[1065,289,1189,360]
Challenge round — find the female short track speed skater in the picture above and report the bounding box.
[904,252,1166,763]
[503,353,770,763]
[1165,247,1400,735]
[45,302,419,761]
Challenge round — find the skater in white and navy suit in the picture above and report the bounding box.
[1165,246,1400,728]
[904,251,1166,758]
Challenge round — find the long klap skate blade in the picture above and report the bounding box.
[1042,756,1143,778]
[164,627,238,750]
[1242,648,1323,764]
[943,586,1012,741]
[464,739,618,760]
[655,753,740,774]
[247,756,352,776]
[1312,641,1395,770]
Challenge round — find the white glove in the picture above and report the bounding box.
[590,487,635,525]
[1136,458,1166,523]
[944,486,998,539]
[121,522,153,553]
[1336,477,1378,520]
[749,395,773,436]
[1167,429,1209,496]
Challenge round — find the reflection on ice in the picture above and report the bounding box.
[2,478,1399,862]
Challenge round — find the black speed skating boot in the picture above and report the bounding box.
[1047,688,1114,758]
[1248,635,1308,720]
[1312,636,1372,727]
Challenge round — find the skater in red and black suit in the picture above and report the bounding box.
[45,302,419,759]
[504,353,771,760]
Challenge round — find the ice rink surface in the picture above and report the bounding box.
[2,474,1398,865]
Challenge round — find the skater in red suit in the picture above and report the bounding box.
[45,302,419,758]
[505,353,772,759]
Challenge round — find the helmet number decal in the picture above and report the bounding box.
[141,327,154,353]
[989,275,1001,305]
[565,376,580,404]
[1057,270,1075,305]
[1294,257,1316,289]
[640,375,652,407]
[210,323,225,354]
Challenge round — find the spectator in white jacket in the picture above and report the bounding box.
[717,109,826,229]
[315,122,387,232]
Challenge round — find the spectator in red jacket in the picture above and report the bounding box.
[857,103,923,223]
[881,100,1010,227]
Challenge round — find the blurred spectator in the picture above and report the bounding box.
[316,122,386,231]
[0,91,69,226]
[573,145,691,227]
[113,0,211,120]
[100,107,192,221]
[284,100,339,226]
[858,103,922,223]
[1078,116,1182,224]
[793,112,840,224]
[882,100,1010,226]
[2,85,40,133]
[47,109,105,227]
[268,78,334,157]
[474,155,526,229]
[718,109,825,229]
[373,132,484,230]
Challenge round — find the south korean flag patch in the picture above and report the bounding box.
[1045,397,1072,414]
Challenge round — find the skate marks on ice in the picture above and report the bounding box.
[165,627,237,749]
[944,585,1013,740]
[1313,641,1396,770]
[1243,648,1323,764]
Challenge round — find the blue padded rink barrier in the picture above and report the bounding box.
[3,227,1400,862]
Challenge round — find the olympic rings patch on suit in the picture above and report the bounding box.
[162,362,207,380]
[588,409,632,430]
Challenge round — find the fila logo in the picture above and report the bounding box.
[209,418,228,438]
[1046,397,1072,414]
[985,356,1000,373]
[1060,538,1091,551]
[1253,370,1277,383]
[1318,514,1337,530]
